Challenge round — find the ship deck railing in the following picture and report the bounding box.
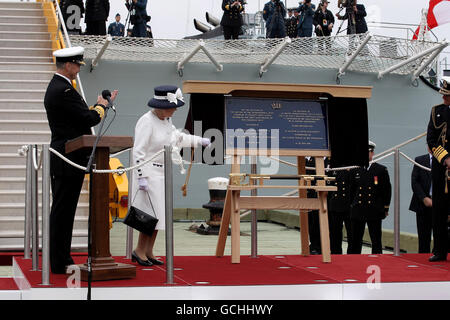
[70,33,448,82]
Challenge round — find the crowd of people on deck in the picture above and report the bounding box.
[59,0,152,38]
[220,0,368,40]
[59,0,368,40]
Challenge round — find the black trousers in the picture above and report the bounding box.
[308,210,321,253]
[49,172,85,273]
[223,25,241,40]
[415,208,433,253]
[328,211,352,254]
[350,219,383,254]
[85,21,106,35]
[431,162,449,258]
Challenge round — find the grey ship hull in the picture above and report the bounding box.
[77,56,440,236]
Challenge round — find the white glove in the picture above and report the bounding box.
[201,138,211,147]
[138,177,149,191]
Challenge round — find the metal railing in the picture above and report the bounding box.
[23,143,176,287]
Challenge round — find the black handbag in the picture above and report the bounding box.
[123,190,158,236]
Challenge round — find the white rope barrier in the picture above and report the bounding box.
[19,143,431,176]
[269,150,395,172]
[400,151,432,172]
[48,147,165,174]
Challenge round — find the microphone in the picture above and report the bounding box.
[101,90,115,111]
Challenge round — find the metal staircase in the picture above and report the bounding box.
[0,1,88,251]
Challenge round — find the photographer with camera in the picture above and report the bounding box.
[125,0,150,38]
[314,0,334,53]
[336,0,367,35]
[297,0,315,38]
[314,0,334,37]
[220,0,245,40]
[263,0,287,39]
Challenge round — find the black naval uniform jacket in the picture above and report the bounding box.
[409,154,432,214]
[44,74,102,177]
[349,163,392,221]
[44,74,103,273]
[220,0,244,27]
[327,169,352,213]
[285,15,298,38]
[426,103,450,257]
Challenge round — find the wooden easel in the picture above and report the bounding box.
[215,152,336,264]
[181,80,372,265]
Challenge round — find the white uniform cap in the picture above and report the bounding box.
[207,177,229,190]
[53,46,85,65]
[440,76,450,95]
[369,140,376,150]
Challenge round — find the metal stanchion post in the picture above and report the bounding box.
[24,145,32,259]
[164,145,174,285]
[41,144,51,285]
[31,145,39,271]
[251,156,258,258]
[394,148,401,256]
[126,149,133,259]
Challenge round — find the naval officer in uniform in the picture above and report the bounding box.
[348,141,392,254]
[220,0,244,40]
[426,76,450,262]
[44,46,118,274]
[327,167,353,254]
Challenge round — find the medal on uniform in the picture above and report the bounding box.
[374,176,378,185]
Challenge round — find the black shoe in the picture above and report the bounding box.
[132,251,153,266]
[428,255,447,262]
[147,257,164,265]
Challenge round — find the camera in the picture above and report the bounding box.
[338,0,356,8]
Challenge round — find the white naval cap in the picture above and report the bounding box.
[440,76,450,95]
[369,140,376,150]
[53,46,85,65]
[207,177,229,190]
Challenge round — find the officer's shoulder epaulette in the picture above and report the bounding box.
[431,103,447,128]
[432,103,446,112]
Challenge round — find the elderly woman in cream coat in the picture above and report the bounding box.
[131,85,210,266]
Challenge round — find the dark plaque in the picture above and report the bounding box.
[225,97,329,151]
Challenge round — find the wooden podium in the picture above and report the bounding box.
[66,135,136,281]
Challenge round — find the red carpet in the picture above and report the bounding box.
[398,254,450,271]
[266,254,450,283]
[7,253,450,290]
[0,278,18,290]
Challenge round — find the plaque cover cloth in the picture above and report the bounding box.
[185,93,369,168]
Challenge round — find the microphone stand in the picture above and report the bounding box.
[84,102,112,301]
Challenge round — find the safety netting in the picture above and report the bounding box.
[70,33,444,77]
